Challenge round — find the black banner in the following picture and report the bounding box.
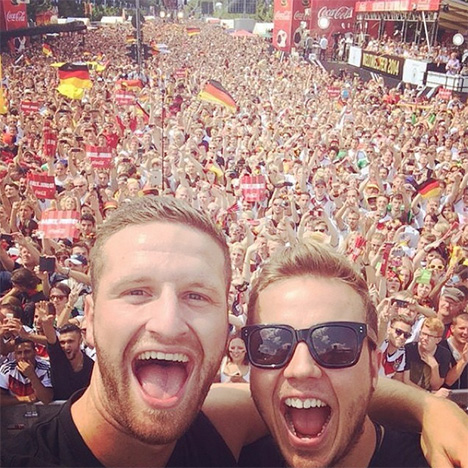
[361,50,404,80]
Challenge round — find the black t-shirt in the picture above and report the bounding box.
[238,424,428,467]
[47,340,94,401]
[1,390,237,467]
[440,339,468,390]
[404,342,451,391]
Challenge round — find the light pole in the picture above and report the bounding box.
[135,0,143,75]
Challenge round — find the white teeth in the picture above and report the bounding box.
[285,397,327,409]
[138,351,189,363]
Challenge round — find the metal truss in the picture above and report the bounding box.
[355,11,437,22]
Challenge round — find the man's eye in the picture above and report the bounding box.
[186,292,205,301]
[128,290,146,296]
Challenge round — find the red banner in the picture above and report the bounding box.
[355,0,439,12]
[86,145,112,169]
[438,87,452,100]
[27,173,56,200]
[309,0,355,37]
[43,130,57,158]
[175,68,187,79]
[327,86,341,98]
[21,100,41,115]
[273,0,310,52]
[39,210,80,239]
[0,1,27,32]
[240,175,267,202]
[115,90,136,106]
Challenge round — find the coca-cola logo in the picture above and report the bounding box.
[294,11,311,20]
[6,10,26,23]
[318,6,353,20]
[274,11,292,21]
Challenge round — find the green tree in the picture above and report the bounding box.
[57,0,84,17]
[26,0,53,22]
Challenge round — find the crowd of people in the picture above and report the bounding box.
[0,17,467,407]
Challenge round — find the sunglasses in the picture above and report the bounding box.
[428,264,445,270]
[50,295,67,301]
[392,327,412,340]
[242,321,371,369]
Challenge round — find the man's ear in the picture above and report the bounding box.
[370,348,381,392]
[84,294,95,348]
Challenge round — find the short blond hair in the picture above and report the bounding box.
[422,317,444,336]
[247,242,377,341]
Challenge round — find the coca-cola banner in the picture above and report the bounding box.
[27,173,56,200]
[309,0,355,37]
[0,1,27,32]
[273,0,293,51]
[273,0,310,52]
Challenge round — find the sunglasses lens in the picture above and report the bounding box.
[248,327,294,368]
[311,326,360,367]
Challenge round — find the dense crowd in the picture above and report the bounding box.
[0,19,466,402]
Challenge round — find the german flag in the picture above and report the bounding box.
[58,63,92,89]
[418,178,441,199]
[198,80,236,112]
[116,79,143,91]
[0,56,7,115]
[126,34,137,44]
[187,27,201,37]
[42,43,53,57]
[135,101,149,123]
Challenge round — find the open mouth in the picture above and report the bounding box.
[133,351,189,401]
[284,397,332,440]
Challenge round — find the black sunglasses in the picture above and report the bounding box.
[392,327,412,340]
[242,321,371,369]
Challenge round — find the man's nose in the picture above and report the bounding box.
[283,342,323,381]
[144,287,190,339]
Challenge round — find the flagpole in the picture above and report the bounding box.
[135,0,143,75]
[161,79,165,192]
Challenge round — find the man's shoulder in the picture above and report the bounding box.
[35,357,51,370]
[435,344,452,363]
[0,359,16,375]
[369,424,429,467]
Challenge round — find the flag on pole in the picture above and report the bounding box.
[240,175,266,202]
[115,79,143,91]
[187,27,201,37]
[58,63,92,88]
[86,145,113,169]
[135,101,149,122]
[198,80,236,112]
[38,210,80,239]
[42,43,53,57]
[57,63,91,100]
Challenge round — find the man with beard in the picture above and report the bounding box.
[2,198,468,467]
[37,303,94,400]
[239,242,432,467]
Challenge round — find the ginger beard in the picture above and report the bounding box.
[87,222,229,446]
[93,327,225,445]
